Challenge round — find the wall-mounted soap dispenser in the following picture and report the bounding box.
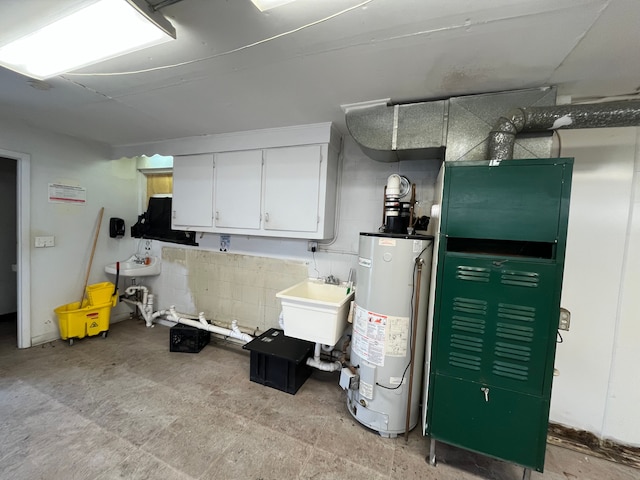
[109,218,125,238]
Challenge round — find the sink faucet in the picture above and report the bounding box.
[325,275,339,285]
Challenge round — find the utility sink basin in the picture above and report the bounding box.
[276,279,354,346]
[105,255,161,277]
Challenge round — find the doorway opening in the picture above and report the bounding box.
[0,150,31,348]
[0,158,17,346]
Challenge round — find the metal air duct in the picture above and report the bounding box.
[488,100,640,160]
[345,88,557,163]
[345,100,448,162]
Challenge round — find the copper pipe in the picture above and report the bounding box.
[405,258,423,441]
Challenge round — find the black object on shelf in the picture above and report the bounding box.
[170,323,210,353]
[243,328,314,395]
[131,197,197,246]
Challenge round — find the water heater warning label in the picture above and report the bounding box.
[352,305,409,367]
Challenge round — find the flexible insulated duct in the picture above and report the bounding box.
[488,100,640,160]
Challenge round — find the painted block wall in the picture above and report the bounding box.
[0,119,139,345]
[156,247,308,332]
[550,127,640,446]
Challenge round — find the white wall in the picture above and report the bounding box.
[0,119,140,345]
[550,127,640,447]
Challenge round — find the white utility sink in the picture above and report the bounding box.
[105,255,161,277]
[276,279,355,346]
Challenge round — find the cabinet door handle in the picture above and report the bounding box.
[215,211,219,220]
[172,210,176,219]
[481,387,489,402]
[265,212,269,222]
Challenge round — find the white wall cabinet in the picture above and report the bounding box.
[214,150,263,230]
[171,153,214,230]
[170,123,340,239]
[263,145,322,233]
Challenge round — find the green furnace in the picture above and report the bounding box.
[425,158,573,475]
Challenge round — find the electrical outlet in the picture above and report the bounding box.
[34,236,55,248]
[307,241,318,252]
[559,308,571,331]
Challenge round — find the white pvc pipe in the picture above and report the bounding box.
[306,342,342,372]
[122,286,254,342]
[171,309,254,335]
[166,306,253,344]
[124,285,156,326]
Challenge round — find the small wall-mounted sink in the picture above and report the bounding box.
[105,255,161,277]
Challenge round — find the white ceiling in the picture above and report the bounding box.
[0,0,638,148]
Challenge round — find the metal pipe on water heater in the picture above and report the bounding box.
[404,257,424,441]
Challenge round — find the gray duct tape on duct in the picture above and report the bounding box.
[488,100,640,160]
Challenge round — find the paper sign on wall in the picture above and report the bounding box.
[48,183,86,205]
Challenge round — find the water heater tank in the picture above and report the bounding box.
[347,232,433,437]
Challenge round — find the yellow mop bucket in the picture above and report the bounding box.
[55,282,116,345]
[86,281,117,306]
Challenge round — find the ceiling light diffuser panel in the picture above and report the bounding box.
[0,0,176,80]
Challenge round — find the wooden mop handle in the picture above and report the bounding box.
[80,207,105,304]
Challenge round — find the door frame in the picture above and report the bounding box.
[0,149,30,348]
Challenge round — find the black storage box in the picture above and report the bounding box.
[242,328,314,395]
[170,323,210,353]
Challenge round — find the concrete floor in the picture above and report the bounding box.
[0,318,638,480]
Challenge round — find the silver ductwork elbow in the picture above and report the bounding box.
[345,101,448,162]
[488,100,640,160]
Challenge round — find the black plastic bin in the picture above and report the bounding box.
[243,328,314,394]
[170,323,210,353]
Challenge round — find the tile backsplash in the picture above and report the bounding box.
[161,247,308,333]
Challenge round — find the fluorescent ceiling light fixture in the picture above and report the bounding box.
[0,0,176,80]
[251,0,298,11]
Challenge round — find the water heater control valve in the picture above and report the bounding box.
[339,367,359,391]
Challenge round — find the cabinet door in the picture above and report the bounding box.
[214,150,263,229]
[172,154,214,229]
[263,145,321,233]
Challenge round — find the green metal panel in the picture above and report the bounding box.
[434,254,557,396]
[430,374,548,471]
[426,158,573,473]
[443,160,569,242]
